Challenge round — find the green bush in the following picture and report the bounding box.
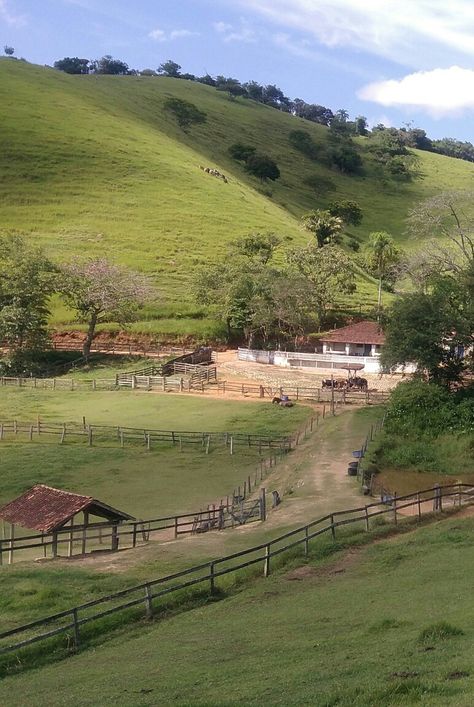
[288,129,318,160]
[385,380,455,436]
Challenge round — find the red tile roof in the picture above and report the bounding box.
[0,485,133,532]
[321,320,385,345]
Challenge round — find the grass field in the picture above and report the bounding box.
[2,513,474,706]
[2,60,474,335]
[0,389,311,509]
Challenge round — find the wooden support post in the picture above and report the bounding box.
[146,433,151,451]
[81,511,89,555]
[365,506,370,531]
[330,515,336,540]
[393,493,398,525]
[120,430,124,448]
[68,521,74,557]
[417,492,422,519]
[8,524,14,565]
[304,526,309,556]
[144,584,153,619]
[264,544,271,577]
[322,404,326,419]
[205,435,210,454]
[248,475,251,493]
[111,524,119,552]
[52,531,58,559]
[174,516,178,538]
[82,416,86,431]
[260,488,266,522]
[230,435,234,455]
[132,522,138,548]
[29,425,33,441]
[13,420,17,435]
[87,426,92,447]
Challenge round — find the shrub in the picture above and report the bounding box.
[288,129,318,159]
[228,143,256,161]
[385,380,455,436]
[163,98,207,131]
[245,153,280,182]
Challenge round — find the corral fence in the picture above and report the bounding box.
[0,494,267,566]
[0,420,293,454]
[1,483,472,660]
[116,348,216,389]
[0,413,318,566]
[215,380,389,404]
[48,340,189,357]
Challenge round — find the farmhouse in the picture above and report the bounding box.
[320,320,385,358]
[238,320,388,373]
[0,484,134,562]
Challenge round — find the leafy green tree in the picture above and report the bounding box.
[4,46,14,56]
[93,55,129,75]
[228,233,281,264]
[157,60,181,77]
[244,153,280,182]
[228,143,256,161]
[164,98,207,131]
[302,210,343,248]
[60,259,153,356]
[354,116,369,136]
[287,244,356,326]
[328,200,363,227]
[381,282,472,385]
[0,235,57,372]
[216,77,246,99]
[54,57,90,74]
[363,231,402,310]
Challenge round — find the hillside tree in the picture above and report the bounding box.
[54,57,90,74]
[164,97,207,131]
[363,231,402,311]
[244,153,280,182]
[4,46,14,56]
[288,243,356,326]
[302,210,343,248]
[0,235,57,372]
[93,55,129,75]
[328,200,363,227]
[157,60,181,77]
[60,259,154,356]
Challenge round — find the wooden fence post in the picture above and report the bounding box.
[144,584,153,619]
[230,435,234,455]
[111,525,119,552]
[174,516,178,538]
[260,488,266,522]
[209,561,216,595]
[304,526,309,556]
[8,524,14,565]
[393,493,398,525]
[330,515,336,539]
[87,426,92,447]
[72,608,80,650]
[417,492,422,519]
[365,506,370,531]
[264,544,271,577]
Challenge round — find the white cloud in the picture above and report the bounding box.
[212,18,255,43]
[213,21,232,34]
[0,0,26,26]
[148,28,166,41]
[233,0,474,67]
[359,66,474,117]
[148,27,198,42]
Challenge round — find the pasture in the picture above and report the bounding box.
[2,514,474,705]
[0,388,311,510]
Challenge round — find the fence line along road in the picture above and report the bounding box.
[0,482,472,661]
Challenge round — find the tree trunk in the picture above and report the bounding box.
[377,276,383,313]
[83,312,98,357]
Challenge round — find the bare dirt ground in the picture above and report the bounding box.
[214,350,405,392]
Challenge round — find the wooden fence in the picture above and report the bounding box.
[1,482,472,660]
[0,495,266,566]
[0,420,293,453]
[215,380,390,404]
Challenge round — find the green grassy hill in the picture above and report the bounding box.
[2,59,474,338]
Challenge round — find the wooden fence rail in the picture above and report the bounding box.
[1,483,472,659]
[0,420,293,453]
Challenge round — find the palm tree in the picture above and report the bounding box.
[364,231,401,312]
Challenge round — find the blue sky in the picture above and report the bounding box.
[2,0,474,140]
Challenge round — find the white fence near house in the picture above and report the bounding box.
[237,348,416,374]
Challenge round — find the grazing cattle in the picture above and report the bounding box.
[199,165,228,183]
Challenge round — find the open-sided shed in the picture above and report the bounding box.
[0,485,134,562]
